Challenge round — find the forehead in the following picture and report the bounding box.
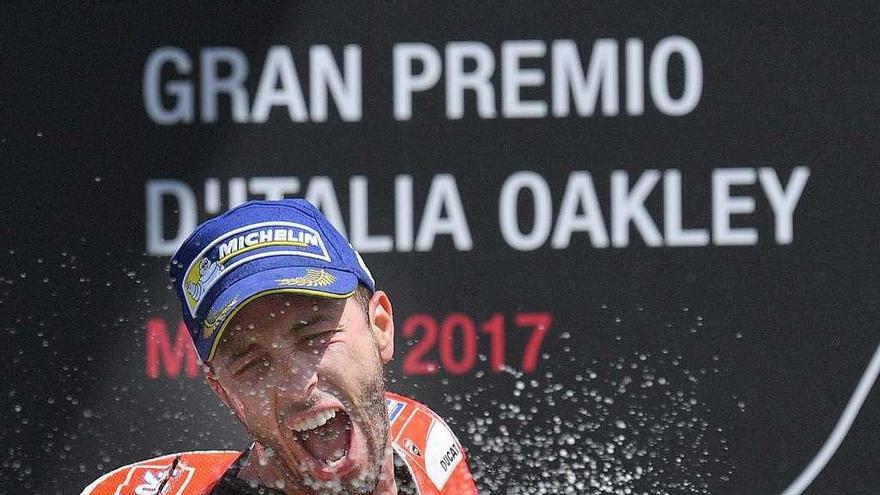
[215,293,347,353]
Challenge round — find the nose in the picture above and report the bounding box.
[273,362,319,405]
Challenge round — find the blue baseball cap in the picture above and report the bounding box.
[169,199,376,363]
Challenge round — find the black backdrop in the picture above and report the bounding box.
[2,3,880,494]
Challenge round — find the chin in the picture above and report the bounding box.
[267,412,385,494]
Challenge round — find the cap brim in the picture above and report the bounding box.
[197,266,357,362]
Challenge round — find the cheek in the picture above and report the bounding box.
[311,343,362,398]
[321,336,374,375]
[325,340,384,408]
[227,382,278,427]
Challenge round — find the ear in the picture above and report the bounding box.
[368,290,395,364]
[205,367,233,408]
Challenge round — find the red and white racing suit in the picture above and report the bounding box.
[81,391,478,494]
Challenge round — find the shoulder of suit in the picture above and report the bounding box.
[384,391,478,494]
[80,450,241,495]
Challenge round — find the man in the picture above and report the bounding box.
[82,199,478,494]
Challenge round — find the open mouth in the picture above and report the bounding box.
[290,408,354,468]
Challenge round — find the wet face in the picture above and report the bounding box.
[206,290,395,494]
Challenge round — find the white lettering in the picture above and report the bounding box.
[229,177,248,208]
[649,36,702,116]
[499,171,552,250]
[415,174,472,251]
[758,167,810,244]
[445,42,497,119]
[303,232,319,246]
[218,238,238,259]
[611,170,663,247]
[146,179,197,256]
[200,47,249,123]
[252,46,308,123]
[551,171,609,248]
[248,177,300,200]
[309,45,362,121]
[394,43,442,120]
[143,47,194,125]
[350,176,393,252]
[663,169,709,246]
[552,39,619,117]
[204,178,221,213]
[395,175,414,251]
[145,166,805,256]
[304,176,348,237]
[501,40,547,118]
[625,39,644,115]
[712,168,757,245]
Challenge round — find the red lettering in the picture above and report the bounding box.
[401,311,553,376]
[516,312,552,373]
[439,313,477,375]
[402,314,440,375]
[146,319,199,378]
[479,313,506,372]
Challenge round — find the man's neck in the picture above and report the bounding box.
[240,441,399,495]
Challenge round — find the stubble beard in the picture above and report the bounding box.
[258,359,391,495]
[324,357,390,495]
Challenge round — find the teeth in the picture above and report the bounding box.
[290,409,337,432]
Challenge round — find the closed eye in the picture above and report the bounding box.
[232,355,268,376]
[290,315,329,333]
[301,330,335,343]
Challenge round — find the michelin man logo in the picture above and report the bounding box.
[184,258,221,306]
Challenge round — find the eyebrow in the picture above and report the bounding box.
[288,313,328,334]
[227,343,257,369]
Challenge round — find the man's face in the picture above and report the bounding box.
[207,291,395,494]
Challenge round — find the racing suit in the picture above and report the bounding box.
[81,391,478,494]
